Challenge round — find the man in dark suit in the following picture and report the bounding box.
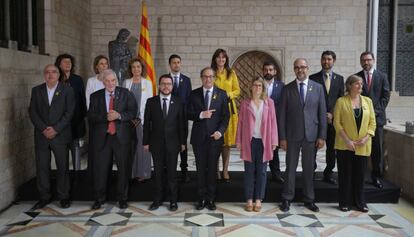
[279,58,327,212]
[29,64,75,209]
[262,62,285,184]
[188,67,230,211]
[356,51,390,189]
[169,54,192,183]
[88,69,137,210]
[144,74,186,212]
[309,50,344,185]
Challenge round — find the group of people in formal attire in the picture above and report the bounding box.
[28,48,389,214]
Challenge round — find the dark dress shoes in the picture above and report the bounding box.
[339,206,350,212]
[279,200,290,212]
[323,176,337,185]
[206,201,216,211]
[149,201,161,211]
[357,205,369,213]
[304,202,320,212]
[373,179,383,189]
[91,201,104,210]
[273,175,285,184]
[119,200,128,209]
[33,199,50,210]
[196,200,206,210]
[60,199,70,209]
[169,202,178,211]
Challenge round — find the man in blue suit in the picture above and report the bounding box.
[263,62,285,184]
[279,58,327,212]
[169,54,192,182]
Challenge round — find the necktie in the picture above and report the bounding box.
[162,98,168,119]
[108,93,116,135]
[367,72,372,91]
[299,82,305,105]
[325,72,331,94]
[204,90,210,110]
[173,76,179,91]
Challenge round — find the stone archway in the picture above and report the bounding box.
[231,50,282,105]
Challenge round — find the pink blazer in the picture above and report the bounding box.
[236,98,278,162]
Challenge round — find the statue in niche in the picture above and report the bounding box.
[108,28,133,86]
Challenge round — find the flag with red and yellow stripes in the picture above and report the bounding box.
[138,1,156,95]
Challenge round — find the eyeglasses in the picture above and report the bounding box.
[294,66,308,71]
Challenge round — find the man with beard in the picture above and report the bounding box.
[262,62,285,184]
[279,58,327,212]
[309,51,344,185]
[356,51,390,189]
[144,74,186,211]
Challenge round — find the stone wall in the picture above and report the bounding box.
[0,48,53,210]
[91,0,367,87]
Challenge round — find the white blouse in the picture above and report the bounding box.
[251,100,264,139]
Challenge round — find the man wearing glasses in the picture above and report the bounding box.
[188,67,230,211]
[278,58,327,212]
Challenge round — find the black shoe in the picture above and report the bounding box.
[60,199,70,209]
[169,202,178,211]
[339,206,350,212]
[206,201,216,211]
[323,176,337,185]
[304,202,319,212]
[279,200,290,212]
[372,179,383,189]
[272,175,285,184]
[91,200,104,210]
[33,199,50,210]
[196,200,206,210]
[149,201,161,211]
[119,200,128,209]
[357,205,369,213]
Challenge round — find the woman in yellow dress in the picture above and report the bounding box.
[211,48,241,182]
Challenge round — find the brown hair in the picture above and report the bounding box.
[93,55,109,74]
[211,48,232,80]
[128,57,147,78]
[345,75,363,94]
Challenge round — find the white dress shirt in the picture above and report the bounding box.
[46,83,58,105]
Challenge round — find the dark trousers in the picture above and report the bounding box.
[35,142,70,200]
[152,146,179,203]
[244,138,268,201]
[371,126,384,179]
[179,148,188,171]
[282,140,316,202]
[93,134,131,202]
[268,148,281,177]
[70,138,81,170]
[193,140,222,201]
[337,150,367,208]
[324,123,337,178]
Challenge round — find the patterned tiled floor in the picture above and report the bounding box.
[1,201,413,236]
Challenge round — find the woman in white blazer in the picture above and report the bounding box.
[123,58,153,182]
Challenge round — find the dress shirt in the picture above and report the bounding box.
[46,83,58,105]
[105,90,115,112]
[296,78,309,102]
[170,72,181,88]
[266,79,274,97]
[160,94,172,114]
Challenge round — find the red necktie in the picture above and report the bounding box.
[367,72,372,91]
[108,93,116,135]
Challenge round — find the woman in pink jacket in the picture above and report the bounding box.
[236,78,278,212]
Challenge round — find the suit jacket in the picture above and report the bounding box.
[29,82,75,145]
[65,74,87,139]
[333,95,376,156]
[356,70,390,126]
[279,79,327,142]
[309,70,344,113]
[143,95,186,154]
[236,98,278,162]
[188,87,230,145]
[172,73,192,105]
[88,87,137,149]
[268,79,284,117]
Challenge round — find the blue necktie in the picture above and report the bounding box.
[300,82,305,105]
[173,76,179,91]
[204,90,210,110]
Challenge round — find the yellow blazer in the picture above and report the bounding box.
[333,95,376,156]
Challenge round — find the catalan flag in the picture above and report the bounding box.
[138,1,156,95]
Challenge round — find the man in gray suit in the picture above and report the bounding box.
[279,58,327,212]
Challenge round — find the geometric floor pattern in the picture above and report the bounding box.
[1,201,413,237]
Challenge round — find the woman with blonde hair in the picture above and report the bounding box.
[334,75,376,212]
[236,78,278,212]
[211,48,241,182]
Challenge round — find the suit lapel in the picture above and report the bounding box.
[50,82,62,107]
[113,87,121,111]
[40,83,49,107]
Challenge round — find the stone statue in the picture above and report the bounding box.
[108,28,133,86]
